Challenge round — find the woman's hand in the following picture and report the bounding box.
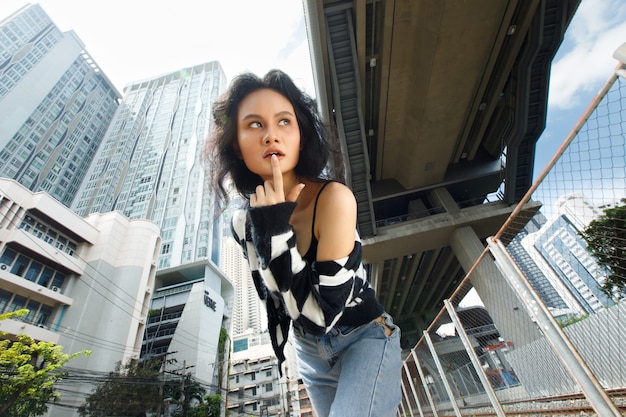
[250,154,305,207]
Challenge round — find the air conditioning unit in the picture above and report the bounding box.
[0,263,8,270]
[52,286,61,293]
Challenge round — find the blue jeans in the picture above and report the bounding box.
[293,313,402,417]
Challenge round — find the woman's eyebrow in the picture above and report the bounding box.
[275,110,295,118]
[241,110,295,121]
[241,113,261,121]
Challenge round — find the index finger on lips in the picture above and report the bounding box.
[271,154,283,195]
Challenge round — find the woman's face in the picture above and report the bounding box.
[236,88,301,181]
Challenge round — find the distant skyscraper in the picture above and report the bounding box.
[72,61,226,269]
[521,194,615,315]
[0,4,120,207]
[507,212,570,312]
[220,201,264,337]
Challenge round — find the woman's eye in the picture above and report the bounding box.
[278,119,290,126]
[249,121,262,128]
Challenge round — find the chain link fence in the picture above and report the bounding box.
[398,44,626,417]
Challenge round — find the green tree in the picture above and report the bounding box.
[173,394,221,417]
[217,327,229,392]
[78,358,174,417]
[0,309,90,417]
[579,198,626,298]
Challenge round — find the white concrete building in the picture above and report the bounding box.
[69,59,235,388]
[0,178,160,414]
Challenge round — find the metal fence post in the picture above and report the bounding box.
[402,361,425,417]
[410,349,439,417]
[444,299,507,417]
[487,236,622,417]
[423,331,463,417]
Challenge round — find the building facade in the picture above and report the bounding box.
[220,202,264,337]
[520,194,615,315]
[68,60,234,387]
[0,4,120,207]
[0,178,160,414]
[72,61,225,270]
[227,339,299,417]
[144,261,233,388]
[506,211,571,314]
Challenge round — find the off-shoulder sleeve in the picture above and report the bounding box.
[246,202,361,335]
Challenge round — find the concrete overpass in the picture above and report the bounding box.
[303,0,581,347]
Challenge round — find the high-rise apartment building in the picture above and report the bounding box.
[71,62,235,386]
[0,4,120,207]
[72,61,224,269]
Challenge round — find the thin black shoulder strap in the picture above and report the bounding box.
[311,181,333,236]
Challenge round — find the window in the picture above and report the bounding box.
[50,272,66,290]
[0,289,11,313]
[38,267,54,287]
[0,248,17,266]
[265,383,273,392]
[24,300,40,323]
[11,255,29,276]
[36,305,52,326]
[8,295,26,312]
[24,261,42,282]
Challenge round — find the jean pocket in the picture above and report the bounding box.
[375,313,399,338]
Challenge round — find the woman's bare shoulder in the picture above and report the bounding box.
[317,181,356,207]
[316,182,357,221]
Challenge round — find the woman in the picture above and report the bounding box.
[209,69,401,417]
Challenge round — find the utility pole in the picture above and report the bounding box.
[155,351,177,417]
[169,359,195,417]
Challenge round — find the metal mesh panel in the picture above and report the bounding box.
[398,49,626,416]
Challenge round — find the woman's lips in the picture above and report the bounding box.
[263,150,284,158]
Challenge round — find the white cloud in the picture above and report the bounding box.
[548,0,626,109]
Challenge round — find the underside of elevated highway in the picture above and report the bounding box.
[303,0,581,347]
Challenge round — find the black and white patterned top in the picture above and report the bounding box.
[231,201,383,373]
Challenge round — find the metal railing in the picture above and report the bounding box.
[398,43,626,417]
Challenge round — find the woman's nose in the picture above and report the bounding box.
[262,131,279,144]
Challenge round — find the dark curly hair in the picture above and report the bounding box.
[207,69,339,205]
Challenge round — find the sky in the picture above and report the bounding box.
[0,0,316,95]
[533,0,626,176]
[0,0,625,175]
